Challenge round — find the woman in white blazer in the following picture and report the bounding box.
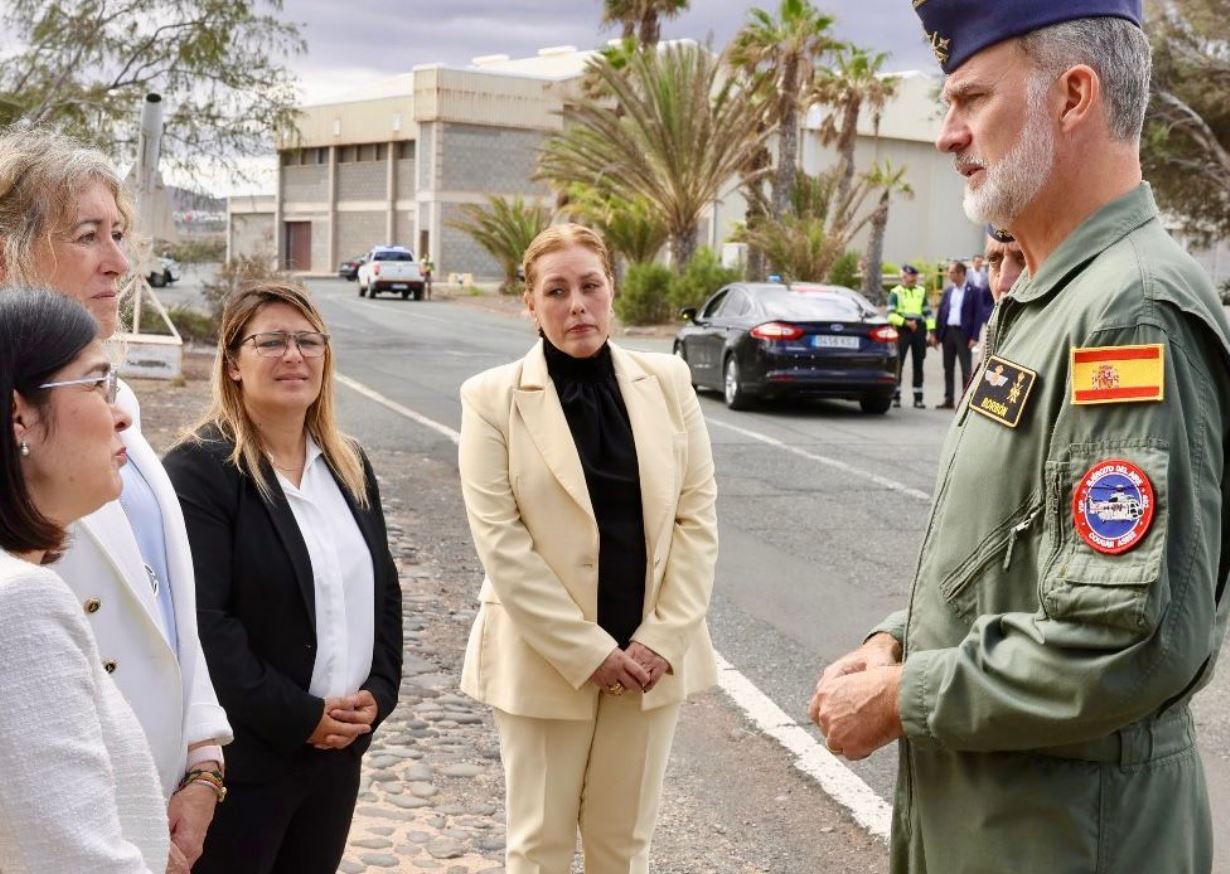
[0,288,168,872]
[0,129,232,869]
[459,224,719,873]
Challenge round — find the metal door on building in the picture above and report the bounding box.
[285,222,311,271]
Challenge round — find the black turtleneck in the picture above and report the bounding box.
[543,337,646,648]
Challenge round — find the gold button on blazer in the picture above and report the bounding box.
[458,341,719,720]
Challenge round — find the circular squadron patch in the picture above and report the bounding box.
[1072,459,1155,555]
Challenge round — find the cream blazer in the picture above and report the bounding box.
[53,381,232,798]
[459,340,719,719]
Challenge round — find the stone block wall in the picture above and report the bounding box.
[438,124,550,197]
[439,202,501,279]
[397,160,417,200]
[419,125,435,191]
[395,212,416,253]
[336,212,388,261]
[338,162,389,201]
[283,165,328,203]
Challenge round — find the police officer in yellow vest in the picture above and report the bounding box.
[810,2,1230,872]
[886,265,935,409]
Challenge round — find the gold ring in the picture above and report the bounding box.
[607,682,625,696]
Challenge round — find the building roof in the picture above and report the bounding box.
[302,73,414,108]
[468,44,599,81]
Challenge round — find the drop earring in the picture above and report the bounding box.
[19,441,29,457]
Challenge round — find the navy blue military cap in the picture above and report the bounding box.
[986,224,1015,243]
[912,0,1142,74]
[902,264,920,275]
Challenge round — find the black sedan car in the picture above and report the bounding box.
[674,282,899,413]
[337,253,367,281]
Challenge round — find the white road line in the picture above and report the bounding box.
[336,373,463,444]
[715,653,892,840]
[705,416,933,503]
[336,372,893,844]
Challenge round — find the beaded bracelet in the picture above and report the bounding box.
[176,768,227,803]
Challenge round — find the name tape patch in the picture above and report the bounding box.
[968,355,1038,428]
[1070,344,1165,405]
[1073,458,1155,555]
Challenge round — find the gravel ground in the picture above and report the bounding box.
[132,353,888,874]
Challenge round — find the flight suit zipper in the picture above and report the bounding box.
[939,499,1042,609]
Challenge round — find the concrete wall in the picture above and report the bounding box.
[311,220,331,273]
[229,213,275,261]
[283,164,328,202]
[439,202,501,279]
[336,212,388,260]
[438,124,549,196]
[279,91,415,149]
[338,161,389,201]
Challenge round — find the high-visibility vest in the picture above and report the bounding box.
[887,284,936,331]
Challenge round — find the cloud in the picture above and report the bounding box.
[283,0,937,94]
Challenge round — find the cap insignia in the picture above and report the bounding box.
[928,31,951,65]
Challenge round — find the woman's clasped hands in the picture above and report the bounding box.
[308,691,378,750]
[589,642,670,695]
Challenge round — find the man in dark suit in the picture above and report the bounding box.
[931,260,993,409]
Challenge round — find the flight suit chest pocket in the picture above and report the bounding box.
[940,492,1044,622]
[1041,440,1169,633]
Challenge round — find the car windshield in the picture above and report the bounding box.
[759,291,871,321]
[374,250,414,261]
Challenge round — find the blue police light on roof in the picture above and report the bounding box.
[767,274,783,283]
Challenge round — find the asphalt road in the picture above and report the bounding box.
[173,271,1230,865]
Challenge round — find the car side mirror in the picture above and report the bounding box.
[680,307,698,322]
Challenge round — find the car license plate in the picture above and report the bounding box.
[813,335,860,349]
[390,284,408,290]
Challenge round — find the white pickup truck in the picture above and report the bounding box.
[357,245,425,300]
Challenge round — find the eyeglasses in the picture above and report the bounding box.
[39,369,120,404]
[239,331,330,358]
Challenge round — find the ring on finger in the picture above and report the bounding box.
[607,681,625,696]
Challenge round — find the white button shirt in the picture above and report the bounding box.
[947,282,967,328]
[275,437,375,699]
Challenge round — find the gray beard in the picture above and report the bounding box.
[962,92,1055,228]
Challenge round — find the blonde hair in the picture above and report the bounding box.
[521,223,615,295]
[0,127,135,285]
[183,281,369,508]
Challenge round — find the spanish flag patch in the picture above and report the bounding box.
[1070,344,1165,405]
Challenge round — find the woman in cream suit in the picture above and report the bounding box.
[0,129,231,869]
[458,224,719,873]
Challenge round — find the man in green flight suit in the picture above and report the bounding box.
[886,265,935,409]
[810,2,1230,872]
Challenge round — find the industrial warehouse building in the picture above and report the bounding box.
[226,44,994,280]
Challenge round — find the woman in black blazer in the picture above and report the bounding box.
[164,281,402,874]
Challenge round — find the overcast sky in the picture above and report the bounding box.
[210,1,933,193]
[285,0,934,104]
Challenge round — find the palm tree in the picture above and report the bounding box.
[562,183,669,274]
[862,160,913,303]
[812,46,900,208]
[729,0,839,220]
[730,67,778,280]
[600,0,689,46]
[446,195,553,293]
[538,43,768,270]
[734,166,881,281]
